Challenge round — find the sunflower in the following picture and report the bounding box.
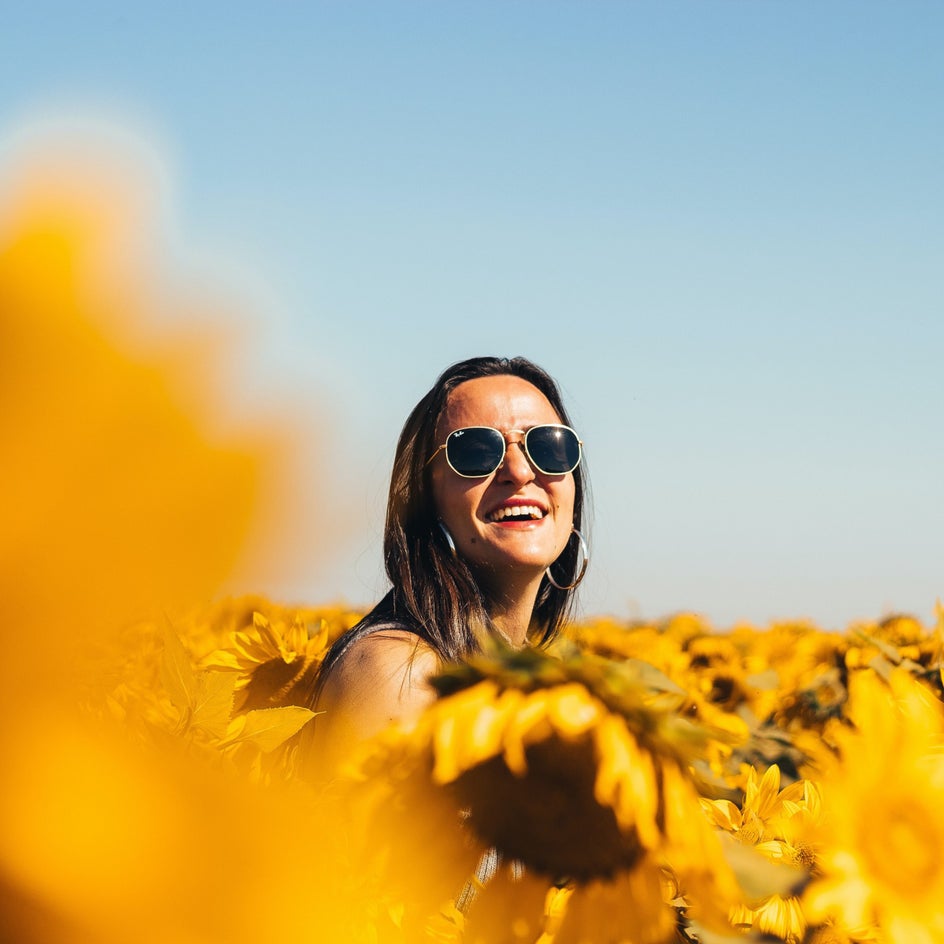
[432,643,736,878]
[563,618,694,687]
[702,764,820,942]
[342,639,743,942]
[202,607,340,711]
[803,668,944,944]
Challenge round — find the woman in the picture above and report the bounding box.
[309,355,589,773]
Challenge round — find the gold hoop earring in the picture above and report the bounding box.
[438,521,457,557]
[545,528,589,591]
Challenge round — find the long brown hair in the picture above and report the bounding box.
[316,356,589,690]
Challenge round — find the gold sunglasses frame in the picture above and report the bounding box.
[426,424,583,478]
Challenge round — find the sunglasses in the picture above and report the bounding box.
[427,424,583,478]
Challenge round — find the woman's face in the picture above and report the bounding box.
[430,375,577,593]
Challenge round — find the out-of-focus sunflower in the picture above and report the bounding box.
[563,618,694,688]
[338,721,489,940]
[803,668,944,944]
[804,925,870,944]
[843,614,930,680]
[761,623,850,744]
[550,864,679,944]
[685,634,757,715]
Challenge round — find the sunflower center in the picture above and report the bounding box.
[453,737,644,881]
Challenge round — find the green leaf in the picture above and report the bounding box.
[620,657,687,695]
[161,627,197,715]
[221,706,315,753]
[719,833,806,900]
[854,629,904,664]
[191,671,238,739]
[868,654,896,682]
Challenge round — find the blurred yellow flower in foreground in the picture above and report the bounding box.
[0,133,331,943]
[804,668,944,944]
[0,142,270,672]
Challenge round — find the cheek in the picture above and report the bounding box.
[555,481,577,524]
[430,474,447,521]
[431,474,480,529]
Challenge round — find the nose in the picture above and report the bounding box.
[497,436,535,485]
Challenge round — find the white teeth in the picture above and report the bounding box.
[490,505,545,522]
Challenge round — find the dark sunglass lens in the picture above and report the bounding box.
[527,426,580,474]
[446,427,505,476]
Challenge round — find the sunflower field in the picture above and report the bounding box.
[3,153,944,944]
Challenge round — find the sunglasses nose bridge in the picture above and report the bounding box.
[495,429,538,479]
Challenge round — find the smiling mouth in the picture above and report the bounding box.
[487,504,547,523]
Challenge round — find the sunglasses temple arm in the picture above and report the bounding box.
[425,443,446,467]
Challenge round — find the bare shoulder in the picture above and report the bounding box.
[336,629,439,689]
[319,629,440,744]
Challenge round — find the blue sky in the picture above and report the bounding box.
[3,2,941,628]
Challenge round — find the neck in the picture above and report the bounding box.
[485,574,545,647]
